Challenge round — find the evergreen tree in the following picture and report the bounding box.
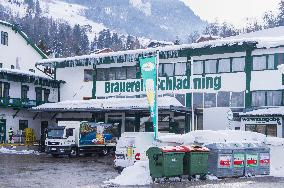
[278,0,284,26]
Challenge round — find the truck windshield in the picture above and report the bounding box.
[48,129,64,139]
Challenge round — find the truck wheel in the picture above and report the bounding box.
[69,148,78,158]
[100,148,109,156]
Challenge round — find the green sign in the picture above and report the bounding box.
[234,153,245,168]
[104,76,221,94]
[246,154,258,167]
[139,56,158,140]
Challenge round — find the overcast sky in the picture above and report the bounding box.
[181,0,281,28]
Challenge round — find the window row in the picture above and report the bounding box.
[1,31,8,46]
[251,90,282,107]
[193,57,246,74]
[193,91,244,108]
[94,66,138,81]
[252,54,284,71]
[35,87,50,102]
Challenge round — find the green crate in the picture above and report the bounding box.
[147,147,185,179]
[183,151,209,177]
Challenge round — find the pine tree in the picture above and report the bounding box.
[278,1,284,26]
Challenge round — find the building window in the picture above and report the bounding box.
[245,124,277,137]
[19,120,28,131]
[252,91,266,107]
[204,93,216,108]
[232,57,245,72]
[267,55,275,69]
[108,68,116,80]
[96,68,107,81]
[21,85,29,99]
[205,59,217,74]
[115,67,127,80]
[217,91,230,107]
[193,93,203,108]
[126,66,137,79]
[253,56,267,70]
[193,61,204,75]
[163,64,174,77]
[267,91,282,106]
[175,94,185,106]
[0,63,2,68]
[11,65,15,69]
[231,92,244,107]
[0,82,10,98]
[44,89,50,102]
[35,87,42,102]
[252,90,282,107]
[218,59,231,73]
[1,31,8,46]
[84,69,94,82]
[275,53,284,66]
[175,62,187,76]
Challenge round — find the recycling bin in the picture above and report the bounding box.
[182,145,209,180]
[244,143,259,176]
[231,143,246,177]
[205,143,234,178]
[257,143,270,175]
[146,146,186,180]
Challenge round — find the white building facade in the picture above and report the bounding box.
[35,27,284,138]
[0,20,61,142]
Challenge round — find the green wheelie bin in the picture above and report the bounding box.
[182,145,210,180]
[146,146,186,181]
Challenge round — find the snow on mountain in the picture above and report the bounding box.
[0,0,106,40]
[1,0,206,43]
[41,0,106,40]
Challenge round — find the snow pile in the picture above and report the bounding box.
[105,161,152,186]
[0,147,39,155]
[158,130,267,145]
[270,145,284,177]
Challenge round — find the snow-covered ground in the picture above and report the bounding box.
[106,130,284,186]
[0,147,39,155]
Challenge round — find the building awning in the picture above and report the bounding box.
[239,107,284,116]
[32,96,187,112]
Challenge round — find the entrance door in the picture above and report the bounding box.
[0,119,6,143]
[105,113,125,137]
[40,121,48,152]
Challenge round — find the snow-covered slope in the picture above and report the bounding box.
[0,0,106,40]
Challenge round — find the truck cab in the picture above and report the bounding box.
[45,122,78,157]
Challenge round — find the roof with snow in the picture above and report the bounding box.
[0,68,52,80]
[0,20,48,59]
[239,107,284,116]
[32,96,185,112]
[36,26,284,67]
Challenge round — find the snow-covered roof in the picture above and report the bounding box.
[32,96,184,111]
[0,68,52,80]
[0,20,48,59]
[36,26,284,66]
[239,107,284,116]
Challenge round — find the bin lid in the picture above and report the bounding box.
[181,145,210,152]
[160,146,189,152]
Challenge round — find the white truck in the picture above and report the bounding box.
[45,121,117,157]
[114,132,176,172]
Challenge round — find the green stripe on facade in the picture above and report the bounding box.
[245,49,253,108]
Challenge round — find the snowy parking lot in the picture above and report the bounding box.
[0,152,284,188]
